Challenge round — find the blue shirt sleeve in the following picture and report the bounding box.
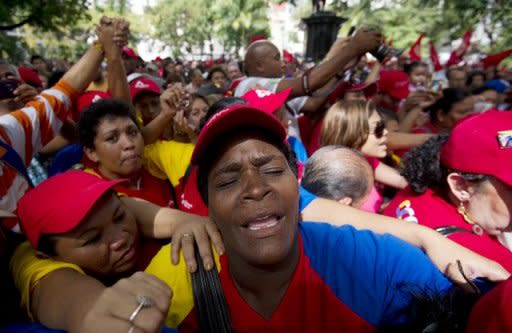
[300,222,453,327]
[299,185,317,213]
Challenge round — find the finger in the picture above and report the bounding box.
[125,303,166,333]
[205,220,225,256]
[476,262,510,281]
[181,234,197,273]
[191,226,215,271]
[170,238,180,265]
[116,276,170,319]
[130,272,173,302]
[445,262,475,293]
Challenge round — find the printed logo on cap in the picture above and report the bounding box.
[134,80,150,89]
[395,81,408,88]
[92,94,103,103]
[255,89,272,98]
[497,130,512,149]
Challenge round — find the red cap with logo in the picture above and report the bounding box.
[129,76,162,101]
[17,171,125,248]
[240,88,291,114]
[74,90,111,122]
[440,110,512,186]
[191,91,288,165]
[378,70,410,100]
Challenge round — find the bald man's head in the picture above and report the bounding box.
[244,41,283,78]
[302,146,374,208]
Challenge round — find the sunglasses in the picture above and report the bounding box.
[372,120,386,138]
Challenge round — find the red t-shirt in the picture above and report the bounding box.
[467,278,512,333]
[383,188,512,272]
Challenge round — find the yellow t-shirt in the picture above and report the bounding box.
[143,140,194,186]
[10,242,84,319]
[86,80,108,92]
[10,242,220,327]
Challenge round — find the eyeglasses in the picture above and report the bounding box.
[372,120,386,138]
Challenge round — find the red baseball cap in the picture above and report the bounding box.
[17,171,125,248]
[129,76,161,101]
[74,90,111,122]
[346,82,378,98]
[191,104,287,165]
[122,47,138,59]
[440,110,512,186]
[378,70,410,100]
[18,67,43,88]
[241,88,292,114]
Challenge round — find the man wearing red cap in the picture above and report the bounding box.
[122,46,139,76]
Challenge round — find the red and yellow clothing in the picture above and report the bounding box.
[383,188,512,272]
[143,140,194,187]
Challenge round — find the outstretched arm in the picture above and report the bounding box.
[276,29,381,98]
[301,198,510,284]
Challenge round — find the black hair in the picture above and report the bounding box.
[425,88,471,124]
[403,61,428,76]
[446,67,465,81]
[30,55,45,64]
[191,243,232,333]
[37,234,58,256]
[47,70,66,88]
[378,284,481,333]
[401,134,488,195]
[466,70,486,87]
[377,107,399,123]
[196,97,298,204]
[207,66,227,81]
[470,85,494,96]
[78,99,139,149]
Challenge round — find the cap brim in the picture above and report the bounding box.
[191,105,287,164]
[346,82,378,98]
[242,88,292,114]
[391,87,410,100]
[36,178,126,246]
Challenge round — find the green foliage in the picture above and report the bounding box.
[0,0,150,63]
[329,0,512,53]
[0,0,89,32]
[0,0,90,61]
[151,0,270,58]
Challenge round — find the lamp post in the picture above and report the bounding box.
[302,2,345,63]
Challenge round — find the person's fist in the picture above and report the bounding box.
[350,28,382,55]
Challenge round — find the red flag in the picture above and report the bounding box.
[429,41,443,72]
[408,33,425,61]
[446,28,472,67]
[481,48,512,69]
[283,49,295,64]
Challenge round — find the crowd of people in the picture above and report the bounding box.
[0,14,512,333]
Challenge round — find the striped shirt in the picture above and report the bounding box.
[0,80,77,230]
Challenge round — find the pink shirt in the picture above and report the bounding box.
[359,157,384,213]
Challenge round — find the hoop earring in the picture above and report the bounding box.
[457,201,474,224]
[457,201,483,236]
